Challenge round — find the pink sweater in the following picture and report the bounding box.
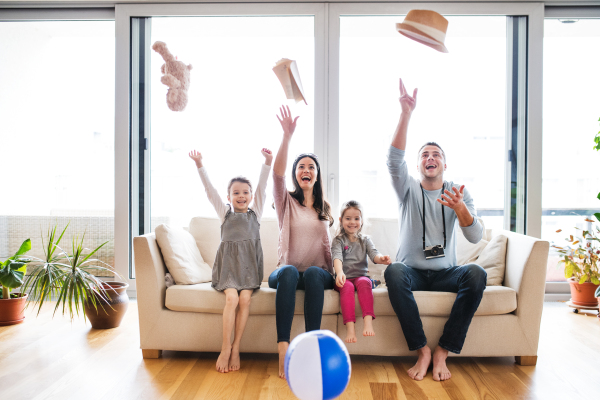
[273,173,333,274]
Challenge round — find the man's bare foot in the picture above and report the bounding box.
[407,345,431,381]
[228,344,241,371]
[216,345,231,373]
[278,341,289,379]
[345,322,357,343]
[363,316,375,337]
[432,346,451,381]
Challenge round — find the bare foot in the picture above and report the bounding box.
[345,322,357,343]
[228,344,240,371]
[217,345,231,373]
[278,342,289,379]
[407,345,431,381]
[432,346,451,381]
[363,316,375,337]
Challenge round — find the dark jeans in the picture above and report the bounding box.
[268,265,335,343]
[384,262,487,354]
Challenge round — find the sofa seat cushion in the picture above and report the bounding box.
[370,285,517,317]
[166,282,341,315]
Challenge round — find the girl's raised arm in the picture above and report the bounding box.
[273,105,299,177]
[189,150,229,222]
[252,148,273,221]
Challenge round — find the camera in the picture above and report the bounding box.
[424,245,445,260]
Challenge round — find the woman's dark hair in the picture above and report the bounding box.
[290,153,334,227]
[227,176,252,196]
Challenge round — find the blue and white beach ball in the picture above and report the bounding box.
[285,330,352,400]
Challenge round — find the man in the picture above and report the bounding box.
[385,78,486,382]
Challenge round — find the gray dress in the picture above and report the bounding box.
[212,209,263,291]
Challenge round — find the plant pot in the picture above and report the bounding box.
[0,293,28,326]
[568,278,600,307]
[84,282,129,329]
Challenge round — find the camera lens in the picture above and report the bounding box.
[431,247,438,255]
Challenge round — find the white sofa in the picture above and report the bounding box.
[133,217,549,365]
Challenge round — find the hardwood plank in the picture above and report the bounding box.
[339,358,375,400]
[370,382,398,400]
[392,359,428,400]
[237,354,271,400]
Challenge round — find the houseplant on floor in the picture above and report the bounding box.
[0,239,32,325]
[22,224,128,328]
[553,218,600,307]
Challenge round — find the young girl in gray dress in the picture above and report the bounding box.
[189,148,272,374]
[332,200,391,343]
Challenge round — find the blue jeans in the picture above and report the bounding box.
[268,265,335,343]
[384,262,487,354]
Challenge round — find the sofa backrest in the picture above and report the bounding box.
[188,216,492,282]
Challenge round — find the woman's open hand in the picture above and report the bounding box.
[276,105,299,140]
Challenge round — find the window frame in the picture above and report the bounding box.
[327,2,544,231]
[115,3,328,290]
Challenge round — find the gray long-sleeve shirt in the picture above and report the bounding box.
[387,146,483,271]
[331,235,381,279]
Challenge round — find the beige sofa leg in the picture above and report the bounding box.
[515,356,537,366]
[142,349,162,359]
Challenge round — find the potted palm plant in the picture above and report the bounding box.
[552,217,600,307]
[0,239,32,325]
[22,224,128,328]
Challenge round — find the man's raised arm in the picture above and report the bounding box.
[391,78,418,151]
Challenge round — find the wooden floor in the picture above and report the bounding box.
[1,302,599,400]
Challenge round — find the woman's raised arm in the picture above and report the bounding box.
[273,105,299,177]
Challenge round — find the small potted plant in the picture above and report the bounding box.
[0,239,32,325]
[22,224,128,328]
[552,218,600,307]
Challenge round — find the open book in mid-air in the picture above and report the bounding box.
[272,58,308,105]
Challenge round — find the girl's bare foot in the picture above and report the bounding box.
[345,322,357,343]
[278,341,289,379]
[407,346,431,381]
[432,346,451,381]
[229,344,241,371]
[363,316,375,337]
[217,345,232,373]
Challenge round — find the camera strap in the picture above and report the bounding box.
[420,183,446,250]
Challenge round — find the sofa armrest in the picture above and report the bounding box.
[133,234,168,344]
[492,229,549,353]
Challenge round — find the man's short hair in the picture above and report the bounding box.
[418,142,446,161]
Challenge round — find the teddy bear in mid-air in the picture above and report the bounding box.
[152,41,192,112]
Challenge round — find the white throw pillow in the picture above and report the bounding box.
[456,217,487,265]
[155,224,212,285]
[476,234,508,286]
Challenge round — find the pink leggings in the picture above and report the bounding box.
[334,276,375,324]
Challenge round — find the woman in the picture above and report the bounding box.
[269,105,335,379]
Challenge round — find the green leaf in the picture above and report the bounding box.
[0,261,25,290]
[564,261,575,278]
[579,275,588,284]
[591,277,600,285]
[594,212,600,223]
[14,239,32,257]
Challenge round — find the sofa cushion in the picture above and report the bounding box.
[155,224,212,285]
[165,283,516,317]
[165,282,341,315]
[370,285,517,317]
